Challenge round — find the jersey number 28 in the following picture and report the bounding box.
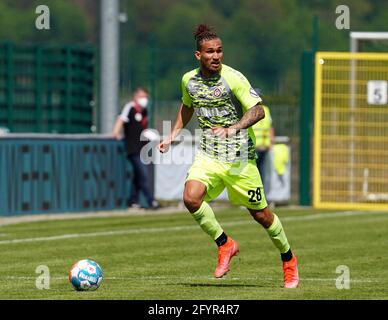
[248,187,262,202]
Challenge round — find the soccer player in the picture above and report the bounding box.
[157,24,299,288]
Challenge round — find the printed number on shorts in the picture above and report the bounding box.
[248,187,262,202]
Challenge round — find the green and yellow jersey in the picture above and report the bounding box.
[181,64,262,162]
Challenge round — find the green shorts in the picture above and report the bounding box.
[186,152,268,210]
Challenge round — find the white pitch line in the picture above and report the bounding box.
[1,275,381,283]
[280,210,385,221]
[0,210,386,245]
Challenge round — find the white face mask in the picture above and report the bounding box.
[137,97,148,108]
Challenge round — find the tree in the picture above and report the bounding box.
[0,0,88,45]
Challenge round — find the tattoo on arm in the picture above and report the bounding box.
[230,104,265,131]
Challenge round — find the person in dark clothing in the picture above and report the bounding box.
[112,87,160,210]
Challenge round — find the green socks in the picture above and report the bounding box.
[192,204,290,255]
[192,201,224,240]
[266,213,291,254]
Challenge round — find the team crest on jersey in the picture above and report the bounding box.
[250,88,260,98]
[213,87,222,97]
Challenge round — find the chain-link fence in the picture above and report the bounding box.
[314,52,388,210]
[0,42,95,133]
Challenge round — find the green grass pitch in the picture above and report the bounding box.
[0,207,387,300]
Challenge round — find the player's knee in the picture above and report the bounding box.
[183,192,202,213]
[249,207,273,228]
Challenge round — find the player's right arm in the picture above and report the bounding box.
[158,72,195,153]
[112,102,132,140]
[157,103,194,153]
[112,117,124,140]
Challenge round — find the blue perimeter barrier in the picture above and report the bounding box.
[0,134,143,216]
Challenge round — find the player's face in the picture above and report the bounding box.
[195,38,223,75]
[134,89,149,108]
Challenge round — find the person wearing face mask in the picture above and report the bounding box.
[112,87,160,210]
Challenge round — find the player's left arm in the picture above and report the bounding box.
[211,103,264,138]
[229,103,265,131]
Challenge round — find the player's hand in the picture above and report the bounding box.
[112,133,122,140]
[157,139,172,153]
[211,127,237,139]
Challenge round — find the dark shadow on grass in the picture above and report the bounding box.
[172,283,267,288]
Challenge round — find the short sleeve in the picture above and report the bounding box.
[119,102,132,123]
[222,66,262,112]
[181,75,192,107]
[233,76,262,112]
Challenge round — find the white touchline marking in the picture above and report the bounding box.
[0,210,386,245]
[1,275,381,283]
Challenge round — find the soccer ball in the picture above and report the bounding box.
[69,259,103,291]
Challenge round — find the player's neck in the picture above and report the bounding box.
[200,66,220,79]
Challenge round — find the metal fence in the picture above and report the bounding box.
[0,134,148,216]
[314,52,388,210]
[0,42,95,133]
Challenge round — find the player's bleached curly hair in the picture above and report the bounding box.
[194,24,219,50]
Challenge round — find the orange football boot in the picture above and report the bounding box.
[283,255,299,288]
[214,237,240,278]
